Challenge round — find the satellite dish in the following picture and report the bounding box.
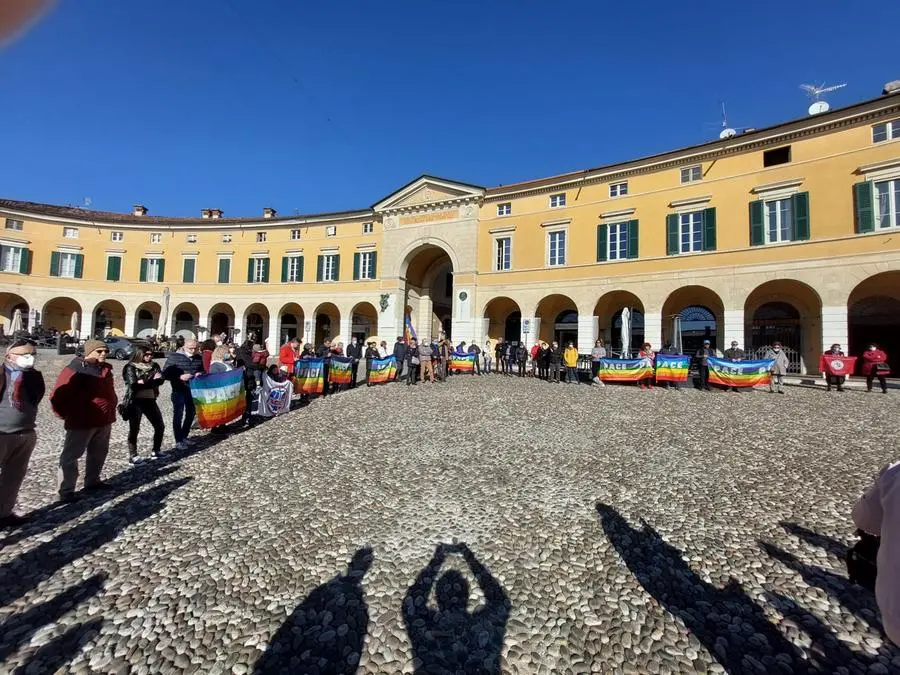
[719,128,737,139]
[808,101,830,115]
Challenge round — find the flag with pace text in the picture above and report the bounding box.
[596,358,654,382]
[707,357,775,388]
[294,358,325,395]
[654,355,691,382]
[190,367,246,428]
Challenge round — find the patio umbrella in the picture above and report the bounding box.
[620,307,631,358]
[156,287,170,337]
[673,316,683,354]
[9,308,23,334]
[70,311,80,338]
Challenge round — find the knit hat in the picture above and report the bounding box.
[83,339,106,355]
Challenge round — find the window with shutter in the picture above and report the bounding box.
[182,258,196,283]
[792,192,810,241]
[50,251,60,276]
[107,256,121,281]
[627,220,639,259]
[702,208,716,251]
[218,258,231,283]
[666,215,679,255]
[749,201,764,245]
[353,252,361,280]
[73,254,84,278]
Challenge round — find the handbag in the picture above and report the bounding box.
[874,362,890,373]
[846,530,879,591]
[117,403,131,421]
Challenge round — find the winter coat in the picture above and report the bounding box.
[163,350,205,394]
[365,346,379,360]
[251,348,269,367]
[764,349,790,375]
[279,344,298,367]
[208,360,232,374]
[417,343,432,362]
[122,361,163,407]
[723,348,745,361]
[861,349,890,376]
[563,347,579,368]
[516,345,528,362]
[538,347,551,366]
[590,346,607,361]
[393,341,407,363]
[0,364,45,433]
[467,344,481,356]
[695,347,715,366]
[494,342,505,359]
[51,357,117,429]
[549,346,562,364]
[346,342,363,360]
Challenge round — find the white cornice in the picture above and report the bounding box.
[356,243,376,250]
[489,226,517,234]
[56,244,83,252]
[669,195,713,209]
[599,208,636,221]
[105,248,126,254]
[751,179,805,195]
[0,236,30,246]
[541,218,572,228]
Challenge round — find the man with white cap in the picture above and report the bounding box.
[695,339,715,391]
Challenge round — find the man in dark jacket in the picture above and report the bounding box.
[0,339,44,526]
[548,341,562,383]
[467,342,482,375]
[393,337,407,383]
[722,341,745,392]
[163,339,204,450]
[406,338,420,385]
[537,343,551,380]
[346,337,363,388]
[515,344,528,377]
[495,339,506,375]
[51,339,118,503]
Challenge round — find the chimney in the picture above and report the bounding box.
[210,208,223,219]
[884,80,900,96]
[201,208,211,219]
[132,204,148,216]
[263,207,277,219]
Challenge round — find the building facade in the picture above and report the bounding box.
[2,92,900,374]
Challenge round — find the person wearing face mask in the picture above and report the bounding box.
[163,338,204,450]
[0,339,44,527]
[482,340,493,375]
[821,343,846,392]
[346,336,363,388]
[51,339,118,503]
[764,341,790,394]
[121,346,165,463]
[861,343,890,394]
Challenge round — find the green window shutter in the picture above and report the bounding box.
[702,208,716,251]
[666,214,679,255]
[74,254,84,279]
[627,220,639,259]
[182,258,195,283]
[281,256,288,282]
[854,181,874,233]
[316,255,324,282]
[247,258,254,283]
[749,201,764,246]
[139,258,148,282]
[596,224,607,262]
[49,251,60,277]
[353,252,361,280]
[370,251,377,279]
[157,259,165,282]
[262,257,270,283]
[19,248,30,275]
[298,256,304,282]
[792,191,810,241]
[106,256,120,281]
[333,254,340,281]
[218,258,230,283]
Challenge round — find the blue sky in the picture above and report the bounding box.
[0,0,893,217]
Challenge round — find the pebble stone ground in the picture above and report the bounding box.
[1,355,899,674]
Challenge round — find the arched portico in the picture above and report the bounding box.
[848,271,900,368]
[482,296,521,344]
[403,243,457,342]
[744,279,822,374]
[662,286,725,353]
[91,299,126,338]
[0,293,30,334]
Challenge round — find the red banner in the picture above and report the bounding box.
[821,355,857,376]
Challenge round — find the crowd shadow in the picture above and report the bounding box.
[10,617,103,675]
[596,502,805,674]
[779,521,849,559]
[402,542,510,675]
[254,546,373,674]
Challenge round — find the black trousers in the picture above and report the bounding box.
[128,398,165,453]
[826,374,845,389]
[550,363,560,382]
[517,360,527,376]
[500,358,509,375]
[698,365,710,389]
[867,374,887,392]
[538,364,549,379]
[350,362,359,387]
[407,362,419,385]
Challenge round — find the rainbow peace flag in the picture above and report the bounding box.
[190,367,246,429]
[328,356,353,386]
[448,352,475,372]
[294,358,325,395]
[707,357,775,388]
[404,312,418,345]
[368,356,397,384]
[596,358,654,382]
[655,355,690,382]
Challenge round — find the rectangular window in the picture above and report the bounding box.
[497,203,511,216]
[362,222,374,234]
[252,258,267,282]
[218,258,231,283]
[358,251,375,279]
[146,258,162,282]
[256,232,267,243]
[182,258,196,283]
[290,229,301,240]
[106,255,121,281]
[875,179,900,229]
[680,166,702,183]
[59,252,78,278]
[549,194,566,208]
[764,198,794,243]
[221,233,232,244]
[63,227,79,239]
[0,245,22,272]
[679,212,703,253]
[5,218,23,231]
[322,254,337,280]
[110,231,123,242]
[186,233,197,243]
[326,226,337,237]
[548,230,566,266]
[763,146,791,167]
[494,237,511,271]
[872,120,900,143]
[609,182,628,197]
[607,222,628,260]
[150,232,162,244]
[287,256,303,282]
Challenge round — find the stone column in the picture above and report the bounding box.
[577,315,596,353]
[723,309,745,351]
[452,287,474,346]
[520,316,535,348]
[338,314,353,344]
[124,310,136,338]
[266,312,279,345]
[821,305,848,354]
[379,292,402,342]
[643,312,662,353]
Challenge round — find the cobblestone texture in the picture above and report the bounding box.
[1,356,898,673]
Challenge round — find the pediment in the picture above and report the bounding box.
[374,175,484,212]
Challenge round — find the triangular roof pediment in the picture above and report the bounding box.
[374,175,484,212]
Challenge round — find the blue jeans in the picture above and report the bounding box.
[171,390,196,443]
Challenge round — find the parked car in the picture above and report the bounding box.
[77,336,154,360]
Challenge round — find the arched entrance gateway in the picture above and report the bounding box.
[0,293,29,334]
[350,302,378,342]
[535,294,578,347]
[744,279,822,374]
[482,297,521,344]
[594,291,644,357]
[92,299,126,338]
[402,244,454,342]
[662,286,724,354]
[848,271,900,373]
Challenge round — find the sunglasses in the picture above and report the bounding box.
[93,349,109,354]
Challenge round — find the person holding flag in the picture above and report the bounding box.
[820,343,851,392]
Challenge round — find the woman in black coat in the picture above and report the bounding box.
[122,347,165,462]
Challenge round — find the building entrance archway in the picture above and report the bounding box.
[402,244,454,342]
[849,271,900,371]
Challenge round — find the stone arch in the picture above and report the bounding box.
[535,294,578,346]
[594,291,645,355]
[313,302,340,346]
[208,303,236,341]
[243,303,269,344]
[350,301,378,342]
[848,271,900,363]
[397,238,461,281]
[90,299,127,338]
[171,302,200,339]
[42,297,83,334]
[0,292,30,334]
[403,243,456,341]
[482,296,521,343]
[662,286,725,353]
[278,302,305,344]
[135,301,162,338]
[744,279,822,373]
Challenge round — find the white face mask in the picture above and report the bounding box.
[774,347,781,352]
[11,354,35,369]
[869,346,876,351]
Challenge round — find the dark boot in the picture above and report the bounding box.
[128,442,139,464]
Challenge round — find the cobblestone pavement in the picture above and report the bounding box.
[1,356,899,674]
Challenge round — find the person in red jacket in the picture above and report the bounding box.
[861,343,890,394]
[50,339,118,503]
[279,337,299,373]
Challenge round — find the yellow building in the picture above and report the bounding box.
[2,89,900,374]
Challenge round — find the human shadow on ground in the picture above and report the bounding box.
[596,503,806,674]
[253,546,373,675]
[779,521,849,559]
[403,542,510,675]
[0,478,189,608]
[10,617,103,675]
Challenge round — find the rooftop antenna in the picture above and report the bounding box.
[83,197,92,208]
[712,102,751,139]
[800,82,846,115]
